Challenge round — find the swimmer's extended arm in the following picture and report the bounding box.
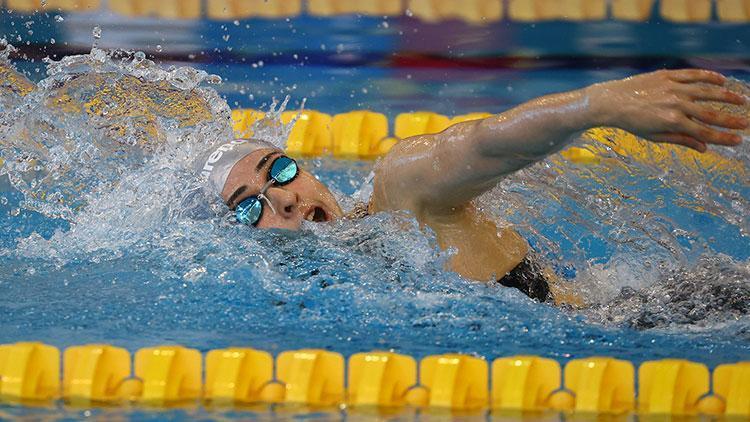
[372,69,747,214]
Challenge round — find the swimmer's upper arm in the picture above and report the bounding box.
[371,88,594,215]
[370,121,486,216]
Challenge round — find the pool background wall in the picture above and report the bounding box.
[2,0,750,115]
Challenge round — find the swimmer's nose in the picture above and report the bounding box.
[266,187,299,219]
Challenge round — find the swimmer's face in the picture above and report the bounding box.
[221,148,343,230]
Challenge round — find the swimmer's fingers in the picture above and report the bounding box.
[676,84,747,105]
[667,69,726,86]
[651,133,707,153]
[677,118,742,147]
[679,102,750,130]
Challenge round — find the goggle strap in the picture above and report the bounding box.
[259,193,276,215]
[258,178,277,215]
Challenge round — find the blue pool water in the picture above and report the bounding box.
[0,8,749,419]
[1,49,748,364]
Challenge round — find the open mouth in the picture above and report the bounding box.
[304,206,329,223]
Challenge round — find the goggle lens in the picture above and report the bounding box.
[236,196,263,226]
[270,156,298,185]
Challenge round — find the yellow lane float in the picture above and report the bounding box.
[549,356,635,414]
[406,353,488,410]
[347,351,416,407]
[205,347,274,404]
[134,345,202,404]
[0,342,60,402]
[491,355,560,411]
[271,349,345,406]
[1,341,748,416]
[63,344,130,403]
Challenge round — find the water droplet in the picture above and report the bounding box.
[90,47,107,62]
[155,44,162,52]
[232,20,239,26]
[49,38,55,44]
[54,14,63,22]
[222,34,230,42]
[92,25,101,39]
[405,8,413,17]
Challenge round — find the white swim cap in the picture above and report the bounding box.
[198,138,278,194]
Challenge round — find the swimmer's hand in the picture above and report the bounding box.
[587,69,748,153]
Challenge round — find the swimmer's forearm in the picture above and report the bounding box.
[475,69,748,162]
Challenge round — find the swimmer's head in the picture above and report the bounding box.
[198,138,342,229]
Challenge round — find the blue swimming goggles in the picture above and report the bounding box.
[235,155,299,227]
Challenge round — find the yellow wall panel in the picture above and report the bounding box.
[308,0,402,16]
[660,0,712,22]
[561,0,607,20]
[611,0,654,20]
[207,0,300,19]
[6,0,41,12]
[717,0,750,22]
[510,0,606,21]
[408,0,502,23]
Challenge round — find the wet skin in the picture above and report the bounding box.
[221,149,343,230]
[223,69,748,294]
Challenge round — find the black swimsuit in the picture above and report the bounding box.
[497,255,552,302]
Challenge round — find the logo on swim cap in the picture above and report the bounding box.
[200,139,246,180]
[197,138,277,195]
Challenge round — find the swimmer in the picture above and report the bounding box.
[198,69,748,304]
